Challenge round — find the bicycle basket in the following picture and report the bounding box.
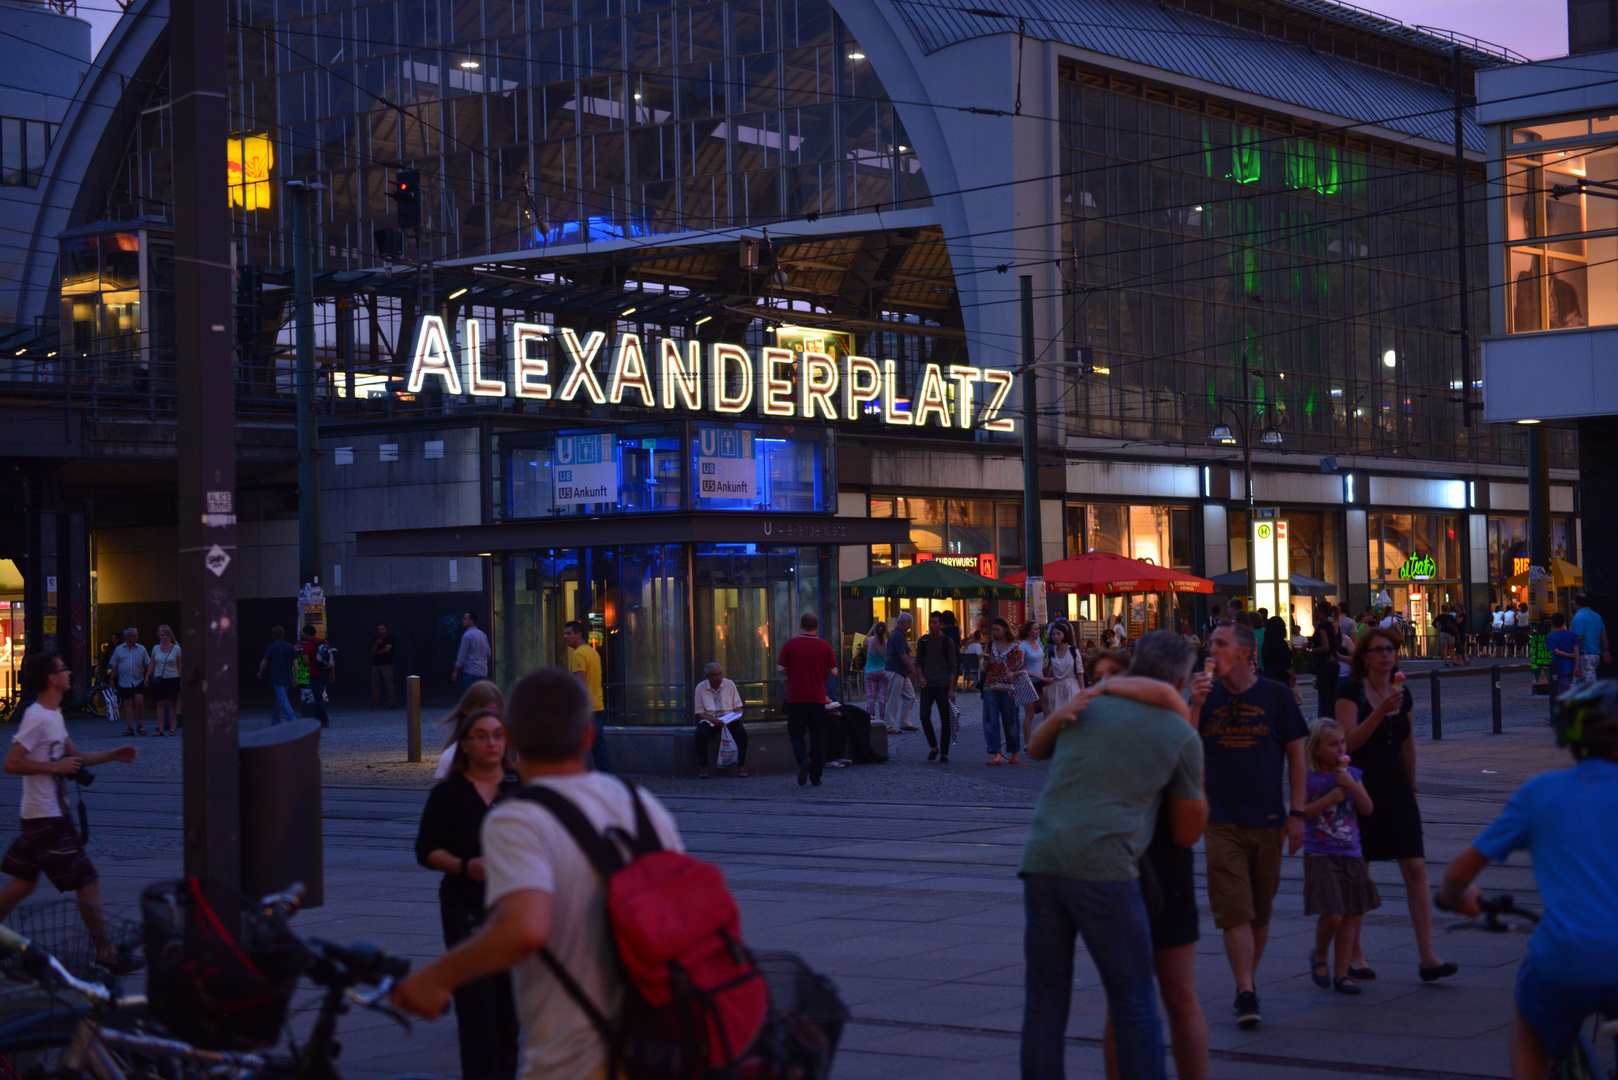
[0,899,143,984]
[141,878,307,1051]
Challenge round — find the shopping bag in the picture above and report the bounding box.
[947,701,960,749]
[717,723,739,768]
[1012,672,1040,707]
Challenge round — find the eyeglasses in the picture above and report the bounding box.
[1364,645,1397,655]
[464,731,505,744]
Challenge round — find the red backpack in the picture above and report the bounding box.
[510,780,769,1079]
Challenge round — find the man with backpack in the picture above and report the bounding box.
[298,624,333,727]
[394,670,766,1080]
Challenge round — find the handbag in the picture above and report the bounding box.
[947,701,960,748]
[1012,671,1040,707]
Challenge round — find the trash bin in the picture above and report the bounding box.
[239,718,323,908]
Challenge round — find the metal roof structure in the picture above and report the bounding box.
[888,0,1508,152]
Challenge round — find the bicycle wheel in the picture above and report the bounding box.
[0,1004,79,1080]
[1550,1030,1603,1080]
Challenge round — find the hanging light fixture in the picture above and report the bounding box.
[1260,426,1284,445]
[1207,424,1236,444]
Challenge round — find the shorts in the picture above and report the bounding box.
[0,817,97,892]
[1515,957,1618,1059]
[1144,841,1200,951]
[1578,653,1600,685]
[147,677,180,703]
[114,684,142,702]
[1203,822,1284,930]
[1438,633,1455,646]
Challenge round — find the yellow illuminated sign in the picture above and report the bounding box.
[228,133,274,210]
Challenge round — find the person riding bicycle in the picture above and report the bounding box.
[1436,679,1618,1080]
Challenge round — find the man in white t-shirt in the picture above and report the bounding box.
[395,668,685,1080]
[0,651,138,966]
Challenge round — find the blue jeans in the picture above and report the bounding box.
[461,671,486,693]
[982,689,1020,755]
[270,684,295,725]
[1021,874,1164,1080]
[591,711,612,773]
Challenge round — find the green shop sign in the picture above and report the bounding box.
[1398,553,1436,580]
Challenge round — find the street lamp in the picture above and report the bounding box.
[1208,424,1236,444]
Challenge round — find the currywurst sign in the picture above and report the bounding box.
[406,316,1016,431]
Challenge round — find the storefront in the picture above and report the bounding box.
[1486,515,1577,610]
[1367,512,1462,653]
[1063,502,1196,632]
[861,496,1021,635]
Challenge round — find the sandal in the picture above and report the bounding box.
[1310,954,1331,989]
[986,755,1003,765]
[135,726,146,736]
[122,729,135,737]
[1333,977,1361,996]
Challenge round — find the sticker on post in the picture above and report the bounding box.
[204,545,231,577]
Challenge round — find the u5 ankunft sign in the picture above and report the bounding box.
[406,316,1016,431]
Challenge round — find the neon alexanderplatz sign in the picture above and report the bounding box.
[405,315,1017,431]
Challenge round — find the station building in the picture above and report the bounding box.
[0,0,1582,761]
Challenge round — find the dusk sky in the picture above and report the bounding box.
[76,0,1570,77]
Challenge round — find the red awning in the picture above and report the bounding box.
[1004,551,1215,595]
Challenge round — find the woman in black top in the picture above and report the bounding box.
[1334,626,1456,985]
[414,706,520,1080]
[1260,615,1293,685]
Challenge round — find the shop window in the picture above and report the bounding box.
[1064,503,1086,559]
[899,497,945,553]
[945,499,993,558]
[996,502,1023,567]
[1087,503,1128,556]
[1504,132,1618,333]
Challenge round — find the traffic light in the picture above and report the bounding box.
[389,169,421,230]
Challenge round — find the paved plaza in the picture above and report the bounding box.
[0,665,1584,1079]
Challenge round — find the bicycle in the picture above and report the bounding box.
[1443,893,1618,1079]
[0,884,435,1080]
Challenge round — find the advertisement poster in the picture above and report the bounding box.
[773,325,856,363]
[696,428,756,501]
[554,433,618,505]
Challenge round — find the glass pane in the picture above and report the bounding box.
[692,426,827,512]
[996,501,1023,566]
[693,544,797,716]
[1128,505,1171,565]
[612,544,686,726]
[1513,119,1591,143]
[1548,258,1588,329]
[1087,502,1127,555]
[1509,249,1543,332]
[902,497,945,553]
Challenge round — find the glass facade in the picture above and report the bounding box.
[1064,502,1192,569]
[211,0,928,267]
[1505,118,1618,333]
[1058,66,1571,469]
[1,116,56,187]
[868,496,1021,570]
[494,421,832,519]
[56,228,175,391]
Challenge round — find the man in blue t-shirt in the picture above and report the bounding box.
[1438,681,1618,1078]
[1546,612,1579,696]
[1571,593,1611,687]
[1192,622,1309,1029]
[257,626,298,725]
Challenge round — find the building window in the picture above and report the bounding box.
[0,117,54,187]
[1067,502,1193,569]
[1505,120,1618,333]
[869,496,1019,570]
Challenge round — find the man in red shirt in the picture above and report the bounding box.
[777,612,839,787]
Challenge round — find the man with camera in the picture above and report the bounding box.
[0,650,138,968]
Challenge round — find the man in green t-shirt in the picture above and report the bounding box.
[1019,630,1206,1080]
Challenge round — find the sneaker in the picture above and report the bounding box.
[1233,991,1262,1028]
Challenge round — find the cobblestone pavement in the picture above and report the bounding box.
[0,677,1590,1079]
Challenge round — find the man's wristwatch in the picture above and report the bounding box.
[1288,809,1307,821]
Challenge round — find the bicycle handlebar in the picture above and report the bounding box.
[0,923,122,1007]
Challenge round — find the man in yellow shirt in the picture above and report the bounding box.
[563,620,611,772]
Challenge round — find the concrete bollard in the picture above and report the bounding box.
[406,675,422,763]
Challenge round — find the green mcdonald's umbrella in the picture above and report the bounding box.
[841,561,1024,600]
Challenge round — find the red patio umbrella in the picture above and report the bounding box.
[1003,551,1214,595]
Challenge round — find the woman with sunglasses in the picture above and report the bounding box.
[1335,626,1456,985]
[414,705,520,1080]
